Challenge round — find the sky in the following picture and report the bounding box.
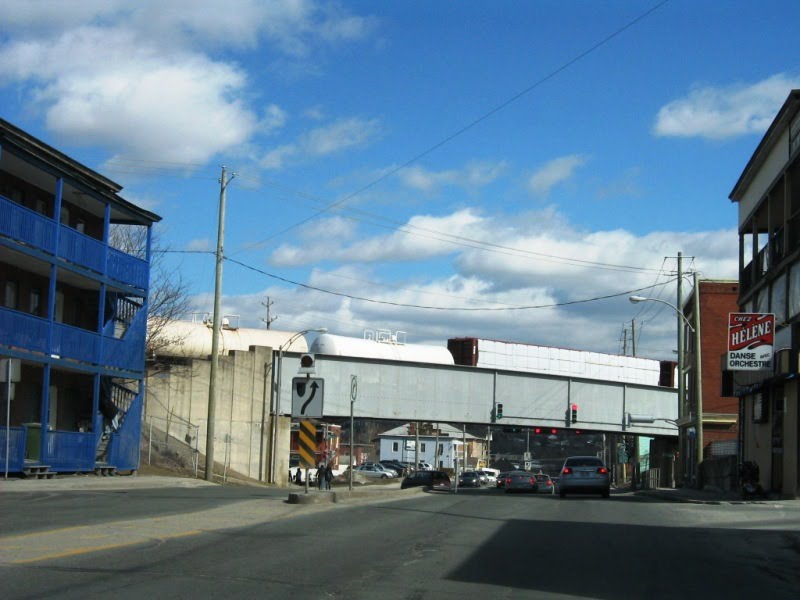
[1,0,799,360]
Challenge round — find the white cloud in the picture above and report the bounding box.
[260,104,288,135]
[259,117,381,169]
[399,160,508,192]
[0,1,378,164]
[269,209,485,266]
[528,155,587,196]
[304,117,381,156]
[653,73,800,139]
[186,238,213,252]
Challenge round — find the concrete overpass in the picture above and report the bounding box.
[278,353,678,437]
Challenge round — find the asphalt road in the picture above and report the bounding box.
[2,484,799,599]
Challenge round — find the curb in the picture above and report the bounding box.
[288,485,424,505]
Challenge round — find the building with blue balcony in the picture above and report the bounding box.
[0,118,160,477]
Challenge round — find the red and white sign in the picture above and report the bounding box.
[727,313,775,370]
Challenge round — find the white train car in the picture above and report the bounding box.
[310,332,454,365]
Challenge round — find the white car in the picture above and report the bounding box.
[354,464,395,479]
[416,462,433,471]
[479,468,500,485]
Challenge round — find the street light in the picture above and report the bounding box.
[629,291,700,484]
[269,327,327,483]
[629,296,695,332]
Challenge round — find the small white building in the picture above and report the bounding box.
[378,423,484,470]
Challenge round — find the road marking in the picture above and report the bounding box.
[10,530,202,565]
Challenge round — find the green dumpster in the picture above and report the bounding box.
[23,423,41,461]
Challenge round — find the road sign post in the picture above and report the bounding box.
[298,420,317,494]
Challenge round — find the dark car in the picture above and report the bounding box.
[458,471,482,487]
[401,470,451,491]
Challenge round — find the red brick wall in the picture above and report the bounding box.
[699,281,740,416]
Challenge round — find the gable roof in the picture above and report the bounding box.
[378,422,480,440]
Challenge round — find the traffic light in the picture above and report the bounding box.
[571,403,578,424]
[533,427,542,434]
[496,403,503,419]
[298,353,316,374]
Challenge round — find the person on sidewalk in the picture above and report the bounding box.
[324,463,334,490]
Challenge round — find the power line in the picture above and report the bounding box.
[223,255,677,312]
[229,174,666,274]
[231,1,672,253]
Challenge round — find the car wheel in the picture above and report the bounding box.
[559,489,566,498]
[381,474,388,479]
[602,489,610,498]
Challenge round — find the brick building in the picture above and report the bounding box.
[681,279,739,486]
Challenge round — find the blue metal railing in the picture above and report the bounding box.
[0,427,26,472]
[0,308,49,354]
[0,196,57,252]
[52,321,100,364]
[0,304,147,373]
[42,430,95,471]
[59,224,105,273]
[108,390,143,471]
[108,247,149,290]
[101,307,147,372]
[0,195,149,292]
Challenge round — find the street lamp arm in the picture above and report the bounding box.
[629,296,695,332]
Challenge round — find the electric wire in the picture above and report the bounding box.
[231,1,672,254]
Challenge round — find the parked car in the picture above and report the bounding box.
[379,460,407,476]
[458,471,482,487]
[479,468,500,485]
[361,462,397,476]
[417,461,433,471]
[534,473,555,494]
[559,456,610,498]
[401,470,451,490]
[354,464,395,479]
[504,471,538,493]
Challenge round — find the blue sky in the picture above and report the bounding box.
[1,0,798,359]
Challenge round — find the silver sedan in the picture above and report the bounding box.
[503,471,539,493]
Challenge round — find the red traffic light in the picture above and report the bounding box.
[550,428,558,435]
[533,427,542,434]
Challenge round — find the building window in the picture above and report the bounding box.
[752,392,768,423]
[29,289,41,315]
[3,281,18,309]
[772,274,787,323]
[392,441,399,453]
[790,266,800,319]
[420,442,427,453]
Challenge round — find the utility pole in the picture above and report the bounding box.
[622,325,628,356]
[693,270,703,470]
[205,166,233,482]
[676,251,686,484]
[261,297,277,329]
[631,319,637,357]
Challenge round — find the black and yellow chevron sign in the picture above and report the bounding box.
[298,420,317,468]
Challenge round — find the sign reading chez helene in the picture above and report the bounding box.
[727,313,775,371]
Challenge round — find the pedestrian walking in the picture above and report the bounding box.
[325,463,334,489]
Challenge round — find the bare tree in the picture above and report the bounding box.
[109,224,190,358]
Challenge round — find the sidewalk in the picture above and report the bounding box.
[633,485,800,506]
[0,474,420,565]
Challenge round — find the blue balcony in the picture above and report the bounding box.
[0,305,146,374]
[0,194,149,292]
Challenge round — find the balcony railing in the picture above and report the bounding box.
[0,427,26,472]
[42,430,95,471]
[0,194,149,292]
[0,305,146,374]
